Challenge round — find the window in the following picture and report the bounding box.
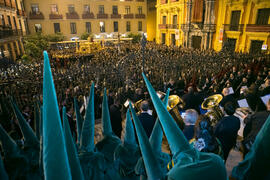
[126,21,131,32]
[113,6,118,15]
[125,6,131,14]
[70,22,76,34]
[86,22,91,33]
[84,5,90,13]
[68,5,75,13]
[31,4,39,14]
[54,23,60,33]
[51,4,58,13]
[114,21,118,32]
[7,16,11,27]
[256,8,270,25]
[1,15,5,26]
[35,24,42,32]
[19,19,22,29]
[230,11,241,30]
[99,5,105,14]
[20,1,25,11]
[162,16,166,24]
[138,6,142,14]
[162,33,166,44]
[13,16,17,29]
[100,21,105,32]
[173,15,177,25]
[138,21,142,31]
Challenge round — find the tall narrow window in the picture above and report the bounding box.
[86,22,91,33]
[1,15,5,26]
[126,21,131,32]
[54,23,60,33]
[13,16,17,29]
[113,6,118,15]
[125,6,131,14]
[256,8,270,25]
[138,21,142,31]
[114,21,118,32]
[31,4,39,14]
[68,5,75,13]
[99,5,105,14]
[173,15,177,25]
[138,6,142,14]
[18,19,22,29]
[84,5,90,13]
[7,16,11,27]
[100,21,105,32]
[70,22,76,34]
[162,16,166,24]
[51,4,58,13]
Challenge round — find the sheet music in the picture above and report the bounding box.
[261,94,270,105]
[238,99,249,108]
[228,87,234,94]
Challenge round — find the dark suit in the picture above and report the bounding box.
[214,115,240,161]
[183,125,195,141]
[138,112,155,138]
[109,104,122,138]
[182,92,200,113]
[220,94,239,108]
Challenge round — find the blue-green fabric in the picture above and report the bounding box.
[130,103,163,180]
[0,124,20,156]
[34,101,40,140]
[232,115,270,180]
[11,99,39,147]
[42,51,71,180]
[124,109,136,146]
[74,98,83,143]
[102,88,113,136]
[80,83,95,152]
[0,153,8,180]
[63,107,85,180]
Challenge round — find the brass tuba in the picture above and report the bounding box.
[201,94,224,126]
[167,95,185,130]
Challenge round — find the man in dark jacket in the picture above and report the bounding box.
[182,86,200,113]
[214,102,240,161]
[109,98,122,138]
[138,100,155,138]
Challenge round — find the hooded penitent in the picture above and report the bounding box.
[114,109,140,179]
[130,102,163,180]
[232,115,270,180]
[135,89,171,180]
[0,151,8,180]
[42,51,71,180]
[62,107,85,180]
[142,73,227,180]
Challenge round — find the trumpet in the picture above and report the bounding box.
[201,94,224,126]
[167,95,185,130]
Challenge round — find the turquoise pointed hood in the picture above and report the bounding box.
[11,99,39,147]
[0,151,8,180]
[74,97,83,143]
[80,83,95,152]
[149,89,170,153]
[0,125,20,157]
[124,109,136,146]
[129,103,163,180]
[102,88,113,136]
[63,107,85,180]
[42,51,71,180]
[142,73,191,156]
[34,101,40,140]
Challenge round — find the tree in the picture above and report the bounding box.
[80,32,93,40]
[127,33,142,43]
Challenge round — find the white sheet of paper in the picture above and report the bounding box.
[228,87,234,94]
[147,110,153,115]
[261,94,270,105]
[124,100,129,108]
[238,99,249,108]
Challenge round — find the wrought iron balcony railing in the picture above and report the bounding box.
[111,14,121,19]
[97,13,108,19]
[49,13,63,19]
[29,12,45,20]
[82,12,95,19]
[124,14,134,19]
[246,24,270,32]
[135,14,145,19]
[66,12,80,19]
[223,24,244,32]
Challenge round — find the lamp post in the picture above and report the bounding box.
[141,33,146,73]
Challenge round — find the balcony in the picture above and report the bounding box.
[49,14,63,19]
[66,12,79,19]
[168,24,179,29]
[17,10,26,16]
[224,24,244,32]
[97,14,108,19]
[29,12,45,20]
[136,0,144,2]
[158,24,168,29]
[160,0,167,4]
[82,12,95,19]
[246,24,270,32]
[0,27,25,39]
[124,14,134,19]
[111,14,121,19]
[135,14,145,19]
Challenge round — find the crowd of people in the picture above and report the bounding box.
[0,42,270,179]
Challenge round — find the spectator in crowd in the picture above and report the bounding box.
[138,100,155,137]
[183,109,198,141]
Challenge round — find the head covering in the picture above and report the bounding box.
[80,83,95,152]
[232,115,270,180]
[74,98,83,143]
[34,101,40,140]
[62,107,85,180]
[142,73,191,156]
[42,51,71,180]
[11,99,39,147]
[129,102,163,180]
[102,88,113,136]
[0,125,20,157]
[149,88,170,153]
[0,152,8,180]
[123,109,136,146]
